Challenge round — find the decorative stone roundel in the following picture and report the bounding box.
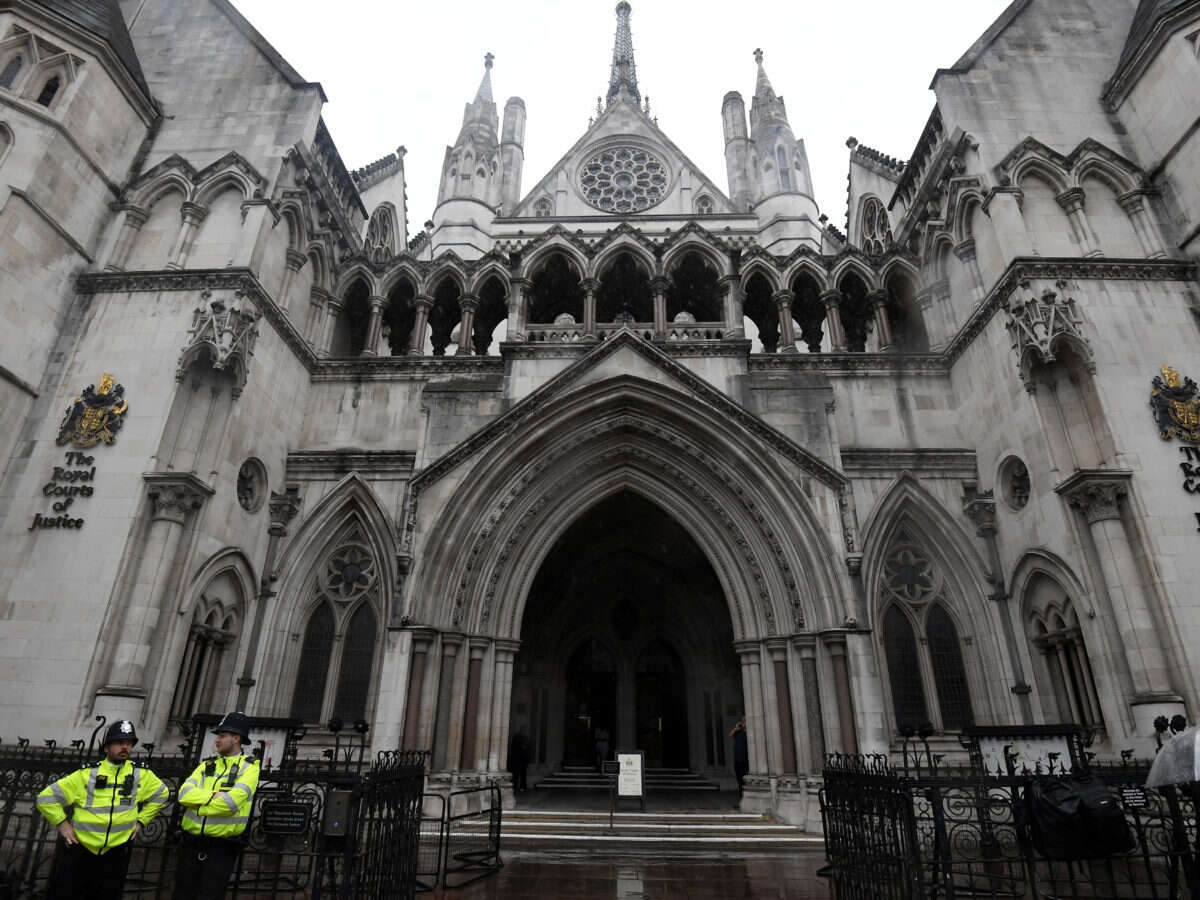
[881,530,940,607]
[236,458,266,513]
[999,456,1031,511]
[320,538,377,603]
[579,146,668,213]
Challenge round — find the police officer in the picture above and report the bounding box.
[35,719,170,900]
[173,711,260,900]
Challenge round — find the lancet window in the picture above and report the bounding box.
[0,55,22,89]
[878,528,974,732]
[290,528,380,725]
[170,592,240,723]
[1026,580,1103,727]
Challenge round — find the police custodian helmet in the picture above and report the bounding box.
[212,711,251,742]
[102,719,138,747]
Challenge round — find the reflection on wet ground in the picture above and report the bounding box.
[427,851,831,898]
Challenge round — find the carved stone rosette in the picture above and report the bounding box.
[1002,279,1093,389]
[177,287,262,397]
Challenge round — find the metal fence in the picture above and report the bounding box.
[413,784,504,892]
[820,750,1199,899]
[0,717,428,900]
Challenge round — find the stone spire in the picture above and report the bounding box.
[606,1,640,105]
[476,52,495,104]
[750,48,787,133]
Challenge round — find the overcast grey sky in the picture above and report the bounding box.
[231,0,1014,235]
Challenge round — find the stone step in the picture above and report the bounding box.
[534,767,722,791]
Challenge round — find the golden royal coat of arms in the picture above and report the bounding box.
[1150,365,1200,443]
[56,373,129,448]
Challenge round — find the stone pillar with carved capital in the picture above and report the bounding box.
[868,289,893,351]
[319,298,342,358]
[306,288,329,350]
[458,638,489,771]
[1056,188,1102,257]
[99,474,213,720]
[792,637,825,772]
[720,274,744,339]
[954,239,985,301]
[362,295,387,357]
[582,278,600,340]
[409,294,433,355]
[735,642,769,775]
[982,187,1033,259]
[104,206,149,273]
[432,634,464,771]
[651,276,669,338]
[507,277,530,342]
[456,295,479,356]
[766,640,798,773]
[1057,472,1177,723]
[821,290,846,352]
[487,639,520,776]
[166,202,209,270]
[402,629,436,749]
[774,289,798,354]
[1117,190,1167,259]
[823,635,859,754]
[278,249,308,313]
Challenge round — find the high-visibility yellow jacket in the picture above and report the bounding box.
[178,753,260,839]
[36,758,169,855]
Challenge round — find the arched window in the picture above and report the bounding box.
[364,206,396,263]
[860,197,893,256]
[35,74,59,107]
[1025,577,1103,727]
[170,585,242,724]
[289,528,381,724]
[695,195,714,216]
[878,528,976,732]
[534,197,553,217]
[776,146,791,191]
[0,55,23,89]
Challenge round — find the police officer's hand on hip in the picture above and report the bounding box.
[173,711,260,900]
[35,720,170,900]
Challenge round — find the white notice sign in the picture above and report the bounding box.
[617,752,643,797]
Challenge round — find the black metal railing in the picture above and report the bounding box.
[0,717,428,899]
[820,745,1199,899]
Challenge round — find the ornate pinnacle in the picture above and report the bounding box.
[607,1,640,105]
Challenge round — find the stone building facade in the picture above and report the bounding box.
[0,0,1198,826]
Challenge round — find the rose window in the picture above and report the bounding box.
[320,540,376,603]
[882,530,941,607]
[579,147,668,213]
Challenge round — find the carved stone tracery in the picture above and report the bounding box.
[1002,279,1093,389]
[178,288,262,397]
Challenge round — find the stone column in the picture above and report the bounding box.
[458,639,488,772]
[487,640,520,774]
[773,289,798,354]
[824,635,859,754]
[166,202,209,270]
[981,186,1033,260]
[953,239,985,301]
[582,278,600,340]
[867,289,893,351]
[507,277,530,342]
[319,298,342,358]
[1057,472,1178,725]
[651,276,669,339]
[456,294,479,356]
[793,637,825,772]
[1117,190,1168,259]
[362,294,387,357]
[103,206,148,273]
[431,634,463,771]
[1056,188,1102,257]
[766,640,797,774]
[720,274,744,339]
[736,642,769,774]
[409,294,433,355]
[306,288,329,350]
[820,290,846,351]
[100,474,212,712]
[278,249,307,313]
[402,629,436,750]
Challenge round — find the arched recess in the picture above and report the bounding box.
[188,186,245,269]
[383,273,417,356]
[836,269,873,354]
[426,273,463,355]
[1019,172,1075,257]
[883,267,928,352]
[743,271,778,353]
[473,275,508,355]
[861,474,1007,734]
[528,251,584,325]
[406,375,847,643]
[257,474,396,724]
[330,276,371,357]
[665,251,722,323]
[158,549,256,730]
[790,269,826,353]
[1079,175,1141,257]
[596,251,653,323]
[126,187,184,270]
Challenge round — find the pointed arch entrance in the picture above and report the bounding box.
[512,491,738,781]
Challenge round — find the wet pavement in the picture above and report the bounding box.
[427,851,831,898]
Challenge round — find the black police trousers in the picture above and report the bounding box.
[172,832,242,900]
[45,838,130,900]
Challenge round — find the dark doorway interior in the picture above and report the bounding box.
[636,638,688,768]
[563,639,617,767]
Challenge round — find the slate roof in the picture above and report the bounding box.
[1115,0,1195,76]
[32,0,149,97]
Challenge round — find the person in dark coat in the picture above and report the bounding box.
[729,717,749,797]
[509,731,531,792]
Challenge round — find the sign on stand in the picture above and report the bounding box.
[607,751,645,825]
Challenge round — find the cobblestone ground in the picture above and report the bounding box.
[427,851,831,898]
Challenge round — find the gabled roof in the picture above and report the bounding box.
[32,0,149,96]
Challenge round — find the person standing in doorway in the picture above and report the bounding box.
[730,717,749,799]
[173,711,260,900]
[35,719,170,900]
[509,730,531,792]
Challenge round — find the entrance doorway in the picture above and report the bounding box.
[509,491,741,784]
